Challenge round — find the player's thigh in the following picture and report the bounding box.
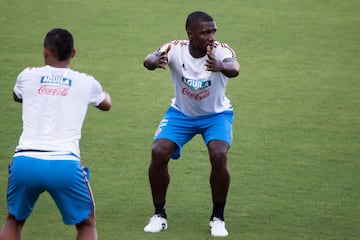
[154,108,196,159]
[7,156,45,220]
[46,160,94,225]
[202,111,233,146]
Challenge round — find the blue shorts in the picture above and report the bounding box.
[7,155,94,225]
[154,107,233,159]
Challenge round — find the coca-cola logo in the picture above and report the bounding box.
[38,85,69,96]
[182,87,210,100]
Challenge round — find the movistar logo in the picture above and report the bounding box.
[40,75,72,86]
[181,77,211,91]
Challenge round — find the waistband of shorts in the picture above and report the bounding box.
[13,150,80,161]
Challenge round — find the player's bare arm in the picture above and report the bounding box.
[13,92,22,103]
[205,45,240,78]
[97,91,112,111]
[144,44,171,70]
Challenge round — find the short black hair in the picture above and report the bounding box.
[43,28,74,61]
[185,11,214,31]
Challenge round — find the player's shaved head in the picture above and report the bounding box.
[185,11,214,31]
[44,28,74,61]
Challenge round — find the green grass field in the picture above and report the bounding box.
[0,0,359,239]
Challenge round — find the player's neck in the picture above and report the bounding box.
[44,50,72,68]
[46,60,71,68]
[189,44,207,58]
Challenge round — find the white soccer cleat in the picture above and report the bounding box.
[209,217,229,237]
[144,214,168,233]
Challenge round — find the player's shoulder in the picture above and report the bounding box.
[212,41,237,58]
[171,40,189,49]
[158,40,189,52]
[21,65,47,74]
[17,66,47,78]
[67,68,96,81]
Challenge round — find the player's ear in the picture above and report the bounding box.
[187,31,193,40]
[71,48,76,59]
[43,48,49,58]
[43,48,50,63]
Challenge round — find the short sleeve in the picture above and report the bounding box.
[214,42,237,61]
[157,40,180,64]
[13,68,28,99]
[89,78,105,106]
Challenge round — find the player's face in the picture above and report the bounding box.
[189,21,217,52]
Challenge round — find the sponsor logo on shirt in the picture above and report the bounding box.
[38,75,72,96]
[38,85,69,96]
[181,77,211,91]
[181,77,211,101]
[182,88,209,100]
[40,75,72,86]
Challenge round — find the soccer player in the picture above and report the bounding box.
[0,28,111,240]
[143,11,240,237]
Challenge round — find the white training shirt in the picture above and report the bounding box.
[160,40,236,117]
[13,65,105,158]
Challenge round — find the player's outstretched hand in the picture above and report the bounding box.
[144,43,172,70]
[158,44,171,69]
[205,45,222,72]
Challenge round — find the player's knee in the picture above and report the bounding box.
[5,213,25,227]
[209,149,227,169]
[76,214,96,230]
[151,140,174,163]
